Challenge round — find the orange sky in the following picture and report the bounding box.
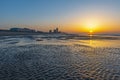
[0,0,120,34]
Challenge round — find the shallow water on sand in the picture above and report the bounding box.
[0,35,120,80]
[79,39,120,48]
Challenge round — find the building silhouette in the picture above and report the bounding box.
[49,28,60,33]
[10,28,35,32]
[49,30,52,33]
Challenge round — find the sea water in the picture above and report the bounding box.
[0,34,120,80]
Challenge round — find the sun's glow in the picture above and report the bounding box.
[77,17,105,33]
[89,30,93,33]
[84,20,99,34]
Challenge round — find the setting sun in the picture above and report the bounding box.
[89,30,93,33]
[81,20,99,34]
[88,22,97,34]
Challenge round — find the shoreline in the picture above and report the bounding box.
[0,31,48,36]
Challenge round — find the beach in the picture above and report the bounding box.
[0,34,120,80]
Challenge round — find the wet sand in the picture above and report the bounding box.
[0,35,120,80]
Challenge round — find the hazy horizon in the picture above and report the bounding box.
[0,0,120,34]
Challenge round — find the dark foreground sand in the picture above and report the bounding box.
[0,35,120,80]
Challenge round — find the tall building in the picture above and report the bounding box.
[53,28,59,33]
[49,30,52,33]
[49,27,60,33]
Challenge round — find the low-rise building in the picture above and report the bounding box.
[10,28,36,32]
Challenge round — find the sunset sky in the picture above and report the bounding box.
[0,0,120,34]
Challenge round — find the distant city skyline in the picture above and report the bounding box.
[0,0,120,34]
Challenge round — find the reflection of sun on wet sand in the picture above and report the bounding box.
[0,34,120,80]
[89,39,93,46]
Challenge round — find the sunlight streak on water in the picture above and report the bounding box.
[80,39,120,48]
[0,35,120,80]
